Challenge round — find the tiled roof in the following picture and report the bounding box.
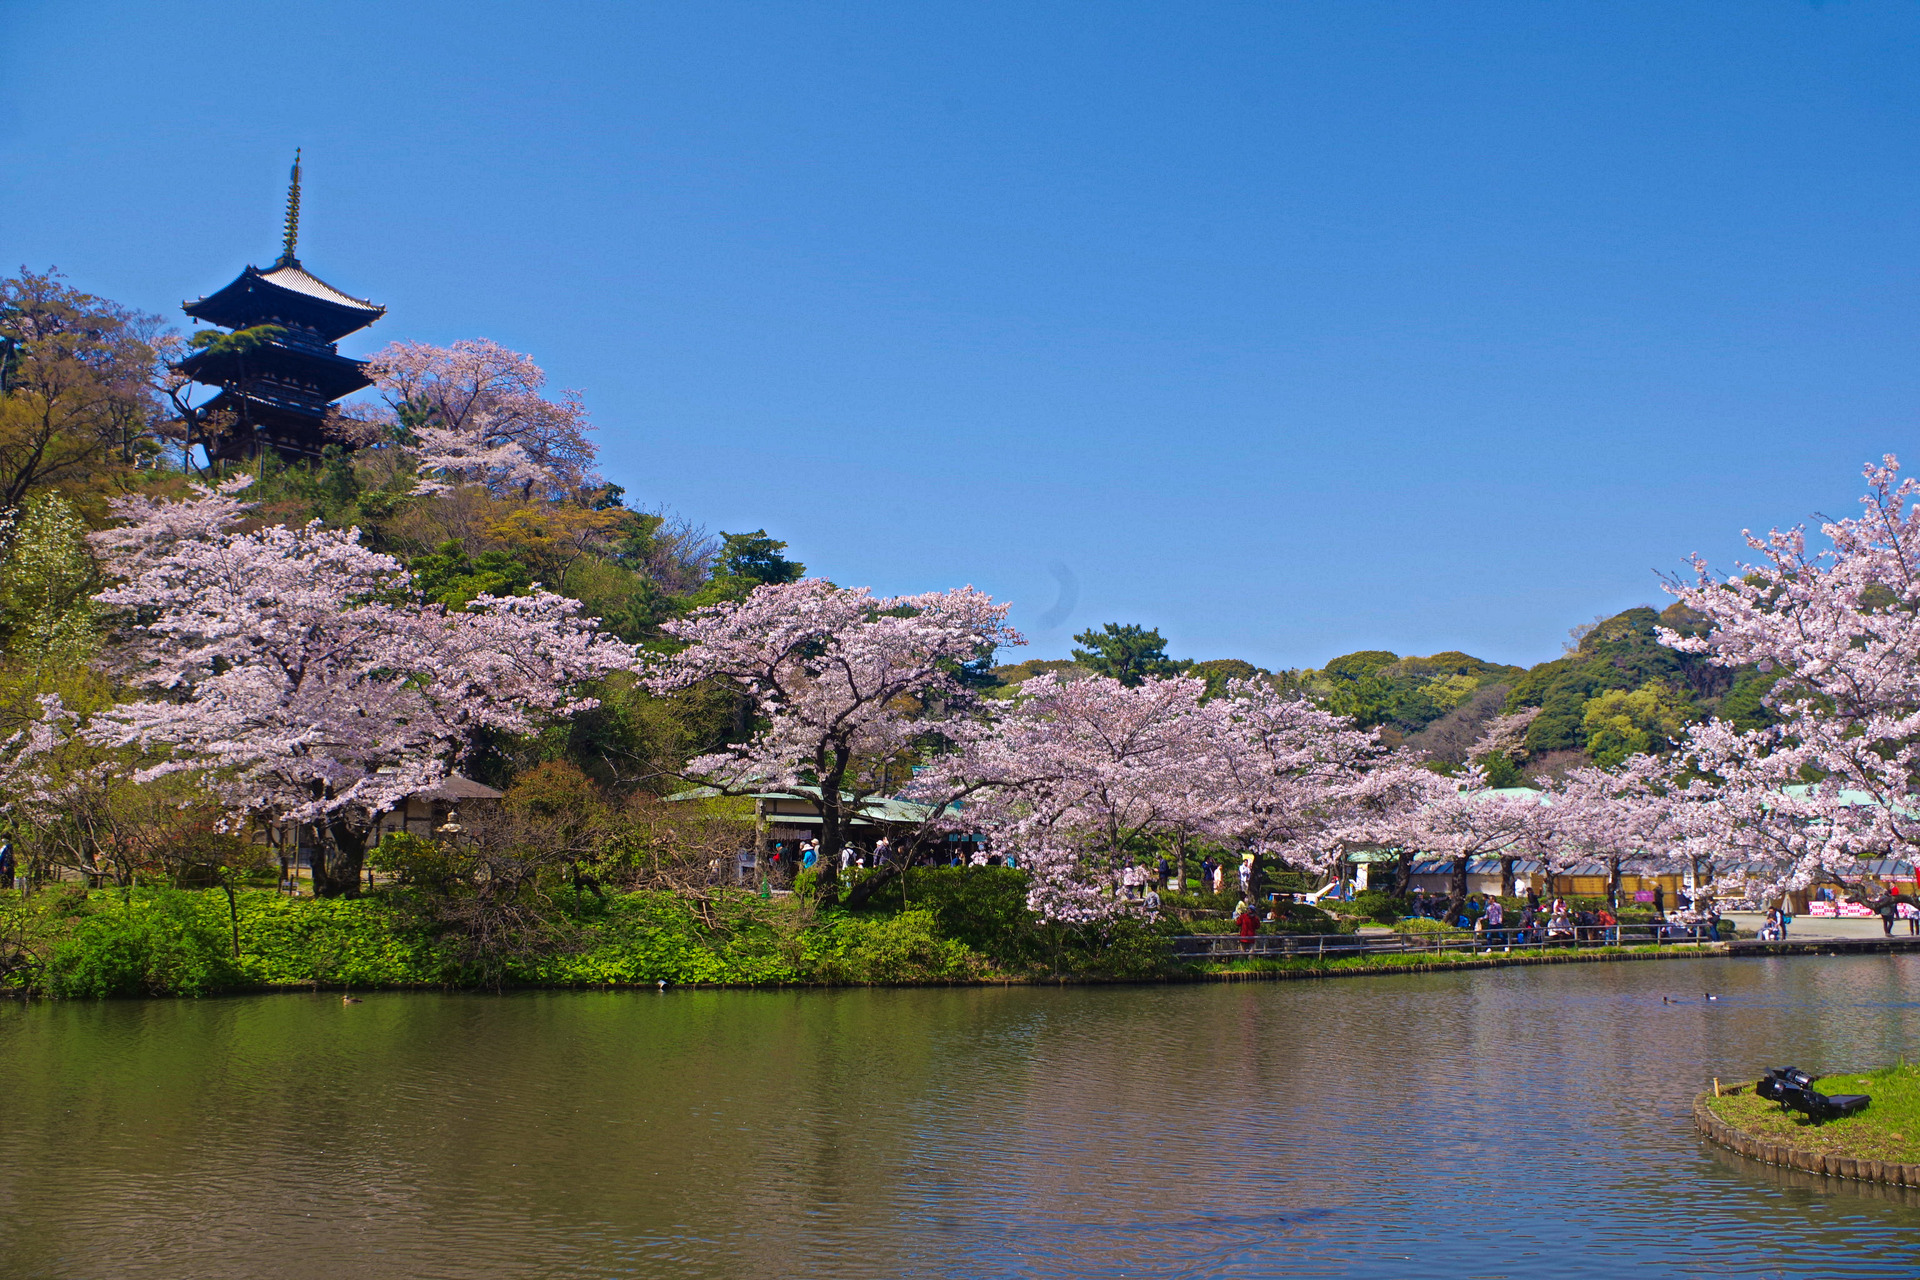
[256,261,383,314]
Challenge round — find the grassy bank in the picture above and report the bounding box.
[0,870,1728,998]
[0,870,1189,996]
[1196,943,1718,980]
[1706,1064,1920,1164]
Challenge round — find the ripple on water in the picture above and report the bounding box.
[1,957,1918,1278]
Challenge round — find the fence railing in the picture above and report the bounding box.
[1170,922,1720,961]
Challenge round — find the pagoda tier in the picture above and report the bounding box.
[177,336,373,404]
[178,153,385,462]
[183,262,384,344]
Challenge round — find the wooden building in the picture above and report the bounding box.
[178,151,385,461]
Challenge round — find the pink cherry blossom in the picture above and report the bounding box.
[84,480,635,895]
[362,338,597,498]
[647,578,1020,885]
[1658,455,1920,894]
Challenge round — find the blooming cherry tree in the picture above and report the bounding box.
[912,673,1223,922]
[1208,678,1397,891]
[362,339,597,498]
[1660,456,1920,893]
[647,579,1020,895]
[87,477,634,895]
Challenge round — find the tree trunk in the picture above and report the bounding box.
[813,748,854,902]
[842,861,903,912]
[312,819,368,898]
[754,798,770,886]
[1444,855,1470,919]
[1607,856,1622,910]
[222,879,241,957]
[1499,856,1516,899]
[1392,848,1413,898]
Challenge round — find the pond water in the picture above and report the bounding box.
[2,956,1919,1278]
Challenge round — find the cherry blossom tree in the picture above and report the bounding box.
[86,477,634,895]
[1355,760,1555,911]
[361,339,597,498]
[1542,754,1688,907]
[1660,455,1920,895]
[1208,678,1397,895]
[910,674,1223,922]
[646,579,1020,898]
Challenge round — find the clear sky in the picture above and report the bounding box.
[4,2,1917,670]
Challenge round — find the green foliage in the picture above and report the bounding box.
[0,490,98,671]
[1315,649,1521,733]
[1719,667,1781,733]
[1581,680,1694,767]
[368,832,461,888]
[805,909,984,983]
[715,529,805,585]
[43,890,244,997]
[1507,605,1721,753]
[409,539,535,610]
[1350,890,1408,923]
[1188,658,1264,698]
[1480,753,1523,787]
[854,867,1042,969]
[1071,622,1188,686]
[686,528,805,606]
[186,323,284,357]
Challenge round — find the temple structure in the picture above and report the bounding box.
[178,151,385,461]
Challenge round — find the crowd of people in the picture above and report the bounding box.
[1405,885,1723,945]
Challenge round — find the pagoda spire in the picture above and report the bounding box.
[277,148,302,266]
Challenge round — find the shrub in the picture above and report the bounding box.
[44,890,244,997]
[1351,890,1409,924]
[806,909,984,983]
[855,867,1042,970]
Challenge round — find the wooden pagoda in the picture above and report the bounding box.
[178,151,385,461]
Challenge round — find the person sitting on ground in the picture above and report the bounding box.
[1142,886,1161,920]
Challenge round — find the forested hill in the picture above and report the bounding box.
[994,605,1777,778]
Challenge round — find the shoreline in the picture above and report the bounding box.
[1694,1090,1920,1186]
[0,939,1732,999]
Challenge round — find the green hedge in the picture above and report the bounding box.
[0,877,1184,997]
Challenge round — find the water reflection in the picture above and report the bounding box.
[0,956,1916,1278]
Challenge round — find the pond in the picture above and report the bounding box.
[2,956,1918,1278]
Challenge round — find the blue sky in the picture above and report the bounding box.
[5,1,1918,670]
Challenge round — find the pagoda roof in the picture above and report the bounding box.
[177,340,373,403]
[184,259,385,342]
